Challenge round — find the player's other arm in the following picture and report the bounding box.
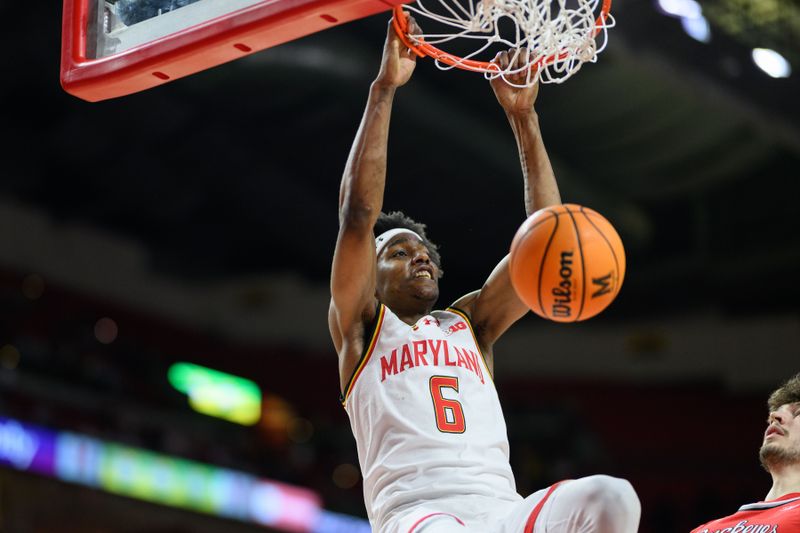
[454,50,562,351]
[329,17,418,360]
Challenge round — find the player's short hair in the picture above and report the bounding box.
[767,372,800,412]
[375,211,443,273]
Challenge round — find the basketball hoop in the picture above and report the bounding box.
[392,0,614,87]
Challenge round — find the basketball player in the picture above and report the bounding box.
[328,15,641,533]
[691,373,800,532]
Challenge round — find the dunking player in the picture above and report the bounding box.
[328,15,641,533]
[691,373,800,532]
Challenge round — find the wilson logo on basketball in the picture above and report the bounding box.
[591,273,613,298]
[509,203,626,322]
[551,250,573,318]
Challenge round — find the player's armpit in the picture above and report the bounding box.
[449,290,479,318]
[465,255,530,349]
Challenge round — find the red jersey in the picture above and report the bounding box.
[691,493,800,533]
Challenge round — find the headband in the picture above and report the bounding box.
[375,228,423,256]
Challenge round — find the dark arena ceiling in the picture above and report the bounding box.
[3,0,799,321]
[0,0,798,530]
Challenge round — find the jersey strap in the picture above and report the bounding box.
[340,303,386,406]
[739,494,800,511]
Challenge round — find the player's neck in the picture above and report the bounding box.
[386,302,434,326]
[766,463,800,501]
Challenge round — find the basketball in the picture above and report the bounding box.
[509,204,626,322]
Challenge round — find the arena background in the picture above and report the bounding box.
[0,0,798,531]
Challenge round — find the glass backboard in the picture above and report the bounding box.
[61,0,406,102]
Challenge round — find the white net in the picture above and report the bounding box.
[400,0,615,87]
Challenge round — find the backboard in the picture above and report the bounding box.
[61,0,407,102]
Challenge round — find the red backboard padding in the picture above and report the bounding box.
[61,0,407,102]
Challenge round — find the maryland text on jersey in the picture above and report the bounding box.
[378,337,486,384]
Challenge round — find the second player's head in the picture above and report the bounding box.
[760,372,800,473]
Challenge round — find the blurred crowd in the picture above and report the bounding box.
[0,270,774,531]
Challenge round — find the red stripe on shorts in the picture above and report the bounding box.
[523,480,569,533]
[408,512,466,532]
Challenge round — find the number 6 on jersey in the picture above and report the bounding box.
[429,376,466,433]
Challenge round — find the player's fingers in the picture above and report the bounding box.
[507,49,518,71]
[387,16,400,42]
[389,12,413,52]
[498,50,509,70]
[520,47,530,70]
[407,15,421,35]
[391,11,407,32]
[511,48,526,71]
[503,49,518,82]
[509,48,532,82]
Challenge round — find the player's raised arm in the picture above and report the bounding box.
[329,17,418,354]
[491,50,562,215]
[454,49,562,354]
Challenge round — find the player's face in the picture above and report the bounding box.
[376,236,440,306]
[759,402,800,471]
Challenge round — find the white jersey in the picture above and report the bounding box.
[342,304,520,530]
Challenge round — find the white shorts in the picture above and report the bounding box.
[381,475,640,533]
[384,481,566,533]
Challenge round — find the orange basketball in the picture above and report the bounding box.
[509,204,626,322]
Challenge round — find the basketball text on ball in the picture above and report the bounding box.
[508,203,626,322]
[591,273,613,298]
[552,250,574,318]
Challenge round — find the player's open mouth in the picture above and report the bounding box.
[414,271,432,279]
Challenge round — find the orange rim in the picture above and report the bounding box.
[392,0,612,73]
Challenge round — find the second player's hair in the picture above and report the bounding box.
[767,372,800,412]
